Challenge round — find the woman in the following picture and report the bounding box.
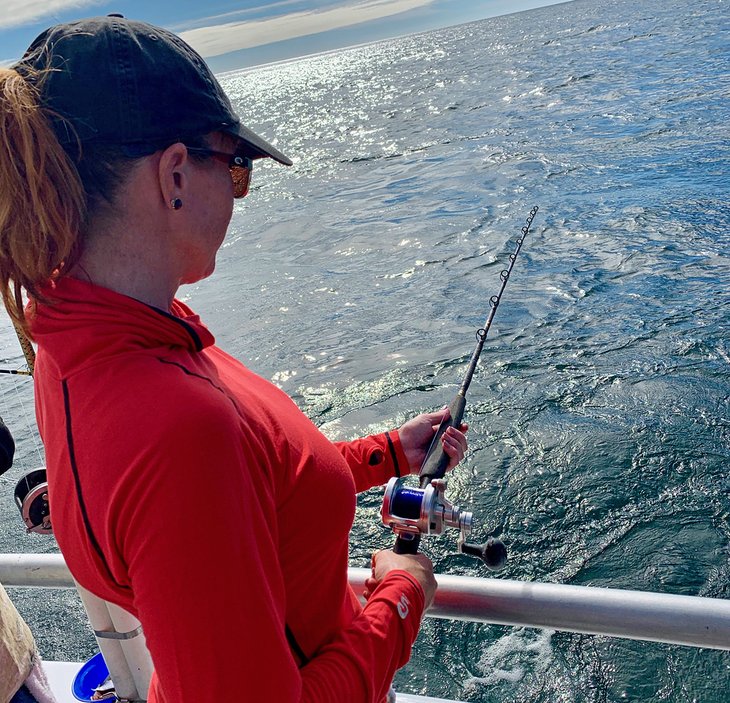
[0,15,468,703]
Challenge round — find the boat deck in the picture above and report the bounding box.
[43,662,458,703]
[44,661,457,703]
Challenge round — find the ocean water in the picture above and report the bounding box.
[1,0,728,700]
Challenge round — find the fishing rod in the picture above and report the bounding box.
[12,320,36,375]
[0,320,36,376]
[381,205,539,569]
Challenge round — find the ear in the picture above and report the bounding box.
[157,143,191,208]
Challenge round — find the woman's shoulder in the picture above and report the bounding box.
[61,349,245,436]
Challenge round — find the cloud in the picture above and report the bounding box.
[180,0,436,59]
[0,0,105,30]
[174,0,307,31]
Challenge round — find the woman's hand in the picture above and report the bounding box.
[397,407,468,475]
[363,549,437,610]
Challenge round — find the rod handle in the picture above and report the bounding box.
[393,534,421,555]
[418,394,467,487]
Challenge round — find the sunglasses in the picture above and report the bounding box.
[185,146,253,198]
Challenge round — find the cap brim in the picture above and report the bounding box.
[229,123,292,166]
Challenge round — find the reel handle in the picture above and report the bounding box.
[461,538,508,571]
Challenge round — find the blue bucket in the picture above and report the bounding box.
[72,651,113,702]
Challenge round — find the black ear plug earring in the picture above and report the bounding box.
[171,198,183,210]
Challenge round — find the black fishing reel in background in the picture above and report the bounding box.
[0,417,14,475]
[381,477,507,571]
[14,468,52,534]
[0,416,51,534]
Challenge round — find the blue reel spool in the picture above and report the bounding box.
[389,485,425,520]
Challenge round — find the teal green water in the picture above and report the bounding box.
[1,0,728,700]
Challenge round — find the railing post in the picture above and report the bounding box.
[75,582,153,701]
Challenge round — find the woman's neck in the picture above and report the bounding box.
[73,215,180,311]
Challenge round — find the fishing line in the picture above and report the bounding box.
[7,375,44,468]
[4,317,43,468]
[0,314,47,532]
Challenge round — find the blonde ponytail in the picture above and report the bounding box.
[0,67,86,336]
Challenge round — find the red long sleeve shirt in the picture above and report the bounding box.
[31,277,424,703]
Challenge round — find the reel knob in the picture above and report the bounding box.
[461,537,507,571]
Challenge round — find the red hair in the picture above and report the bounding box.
[0,67,86,336]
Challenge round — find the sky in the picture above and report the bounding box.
[0,0,568,73]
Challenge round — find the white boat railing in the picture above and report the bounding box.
[355,568,730,650]
[2,553,729,651]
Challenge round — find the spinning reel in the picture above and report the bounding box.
[381,477,507,571]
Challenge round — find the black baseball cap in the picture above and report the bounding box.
[14,14,292,165]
